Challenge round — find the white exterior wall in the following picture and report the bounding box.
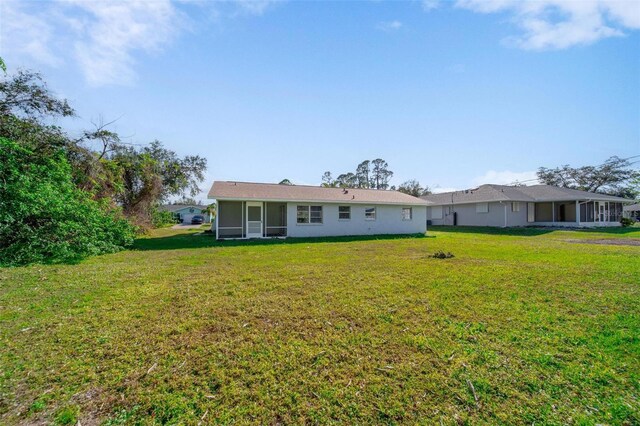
[427,202,529,227]
[286,203,427,237]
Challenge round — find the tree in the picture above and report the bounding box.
[370,158,393,190]
[355,161,370,188]
[537,156,639,196]
[110,141,207,226]
[335,172,358,188]
[279,179,293,185]
[0,69,74,119]
[0,137,135,266]
[398,179,431,197]
[321,171,336,187]
[173,197,200,205]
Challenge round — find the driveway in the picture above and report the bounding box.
[171,224,208,230]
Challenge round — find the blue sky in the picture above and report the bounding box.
[2,0,639,199]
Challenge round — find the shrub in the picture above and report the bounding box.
[620,217,634,227]
[0,138,136,266]
[151,208,176,228]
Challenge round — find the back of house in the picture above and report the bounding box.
[208,181,430,239]
[422,184,631,227]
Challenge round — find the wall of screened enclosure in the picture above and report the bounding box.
[217,201,245,238]
[580,201,623,222]
[265,202,287,237]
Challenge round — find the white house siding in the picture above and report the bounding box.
[427,202,529,227]
[286,203,427,237]
[174,207,210,224]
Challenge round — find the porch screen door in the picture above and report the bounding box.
[246,202,263,238]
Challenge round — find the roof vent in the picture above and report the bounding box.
[352,195,355,199]
[343,188,348,194]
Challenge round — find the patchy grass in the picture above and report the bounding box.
[1,226,639,424]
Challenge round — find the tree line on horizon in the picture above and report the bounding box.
[278,155,639,199]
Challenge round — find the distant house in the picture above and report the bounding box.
[422,184,631,227]
[624,203,640,221]
[159,204,211,224]
[208,181,429,239]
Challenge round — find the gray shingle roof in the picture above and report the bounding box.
[624,203,640,211]
[208,181,430,206]
[421,184,631,205]
[159,204,207,213]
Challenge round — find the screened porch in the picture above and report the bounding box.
[527,201,624,225]
[216,201,287,239]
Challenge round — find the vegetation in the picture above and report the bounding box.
[620,217,635,227]
[397,179,432,197]
[537,156,639,198]
[0,61,207,265]
[1,226,638,424]
[322,159,394,189]
[0,138,135,266]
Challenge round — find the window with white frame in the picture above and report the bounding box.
[365,207,376,220]
[476,202,489,213]
[310,206,323,223]
[296,206,309,223]
[297,205,323,224]
[511,202,520,212]
[402,207,412,221]
[338,206,351,220]
[431,206,443,219]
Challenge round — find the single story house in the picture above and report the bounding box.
[422,184,631,227]
[159,204,211,223]
[208,181,429,239]
[624,203,640,221]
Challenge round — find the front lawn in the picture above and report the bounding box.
[1,227,638,424]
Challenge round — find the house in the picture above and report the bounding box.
[159,204,211,223]
[624,203,640,221]
[422,184,631,227]
[207,181,429,239]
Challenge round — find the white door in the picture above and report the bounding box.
[246,202,263,238]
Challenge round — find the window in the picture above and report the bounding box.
[511,202,520,212]
[338,206,351,220]
[476,202,489,213]
[527,202,535,222]
[431,206,443,219]
[297,205,322,224]
[402,207,412,221]
[310,206,323,223]
[365,207,376,220]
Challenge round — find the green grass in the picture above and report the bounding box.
[1,226,639,425]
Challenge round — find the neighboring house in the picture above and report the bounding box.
[624,203,640,221]
[159,204,211,223]
[208,181,429,239]
[422,184,631,228]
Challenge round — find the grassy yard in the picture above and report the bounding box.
[1,226,639,425]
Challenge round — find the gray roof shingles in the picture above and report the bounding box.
[208,181,430,206]
[422,184,631,205]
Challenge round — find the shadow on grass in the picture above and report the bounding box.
[431,225,640,237]
[132,232,432,252]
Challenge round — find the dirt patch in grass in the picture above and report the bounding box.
[565,238,640,246]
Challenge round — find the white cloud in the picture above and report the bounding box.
[0,0,277,86]
[234,0,280,16]
[454,0,640,50]
[422,0,441,12]
[471,170,538,186]
[70,0,180,86]
[376,20,404,32]
[432,186,459,194]
[0,1,62,67]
